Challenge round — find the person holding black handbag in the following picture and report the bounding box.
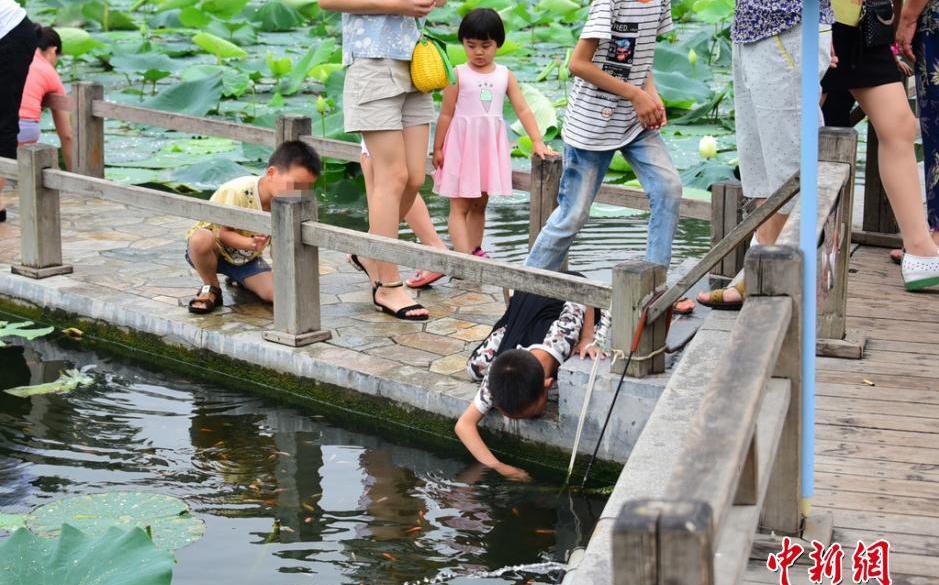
[0,0,37,223]
[823,0,939,290]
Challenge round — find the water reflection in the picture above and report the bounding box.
[0,341,605,584]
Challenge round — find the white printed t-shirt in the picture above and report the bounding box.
[562,0,673,152]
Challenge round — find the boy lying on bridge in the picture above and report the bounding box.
[455,281,609,481]
[185,141,321,314]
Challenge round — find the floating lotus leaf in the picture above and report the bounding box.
[0,321,54,347]
[57,27,104,56]
[0,525,173,585]
[510,84,557,140]
[26,492,205,552]
[5,366,95,398]
[193,32,247,60]
[0,513,25,533]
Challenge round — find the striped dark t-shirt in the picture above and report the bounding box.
[562,0,672,152]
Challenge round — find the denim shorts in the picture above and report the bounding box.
[185,249,271,286]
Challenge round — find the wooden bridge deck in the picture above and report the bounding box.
[745,244,939,584]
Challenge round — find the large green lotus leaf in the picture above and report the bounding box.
[193,32,247,60]
[0,513,25,533]
[110,53,179,75]
[143,74,223,117]
[5,367,95,398]
[0,321,54,347]
[162,137,238,156]
[26,493,205,552]
[180,64,250,98]
[0,525,173,585]
[653,70,712,110]
[179,6,212,28]
[156,0,198,11]
[653,44,713,82]
[168,159,253,191]
[205,20,258,46]
[510,83,557,139]
[202,0,251,18]
[692,0,734,23]
[252,1,304,32]
[284,39,338,95]
[81,1,139,31]
[680,159,736,190]
[57,28,104,56]
[105,167,164,185]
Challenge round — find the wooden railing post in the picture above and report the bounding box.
[263,194,331,347]
[709,182,748,280]
[528,154,562,250]
[11,144,73,279]
[276,114,312,146]
[614,499,714,585]
[817,128,863,358]
[745,245,803,535]
[611,260,666,378]
[73,82,104,178]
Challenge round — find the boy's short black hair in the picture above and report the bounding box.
[488,349,546,418]
[458,8,506,47]
[34,24,62,54]
[268,140,321,176]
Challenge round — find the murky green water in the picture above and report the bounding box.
[0,341,606,584]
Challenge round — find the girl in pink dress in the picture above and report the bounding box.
[432,8,555,256]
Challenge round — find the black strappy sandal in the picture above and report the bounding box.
[372,280,428,321]
[188,284,223,314]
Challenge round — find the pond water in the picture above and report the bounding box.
[0,340,606,584]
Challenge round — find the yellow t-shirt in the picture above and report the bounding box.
[833,0,863,26]
[187,175,265,266]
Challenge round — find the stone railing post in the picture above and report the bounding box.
[72,82,105,178]
[263,193,331,347]
[611,260,667,378]
[276,114,312,146]
[12,144,73,279]
[745,245,803,535]
[528,154,562,250]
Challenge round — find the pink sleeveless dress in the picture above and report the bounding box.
[433,64,513,198]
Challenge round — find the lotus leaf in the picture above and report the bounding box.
[0,525,174,585]
[26,492,204,552]
[143,74,223,116]
[252,1,304,32]
[202,0,251,18]
[57,27,104,56]
[0,321,54,347]
[169,159,253,191]
[5,366,96,398]
[0,513,26,533]
[193,32,247,60]
[510,84,557,140]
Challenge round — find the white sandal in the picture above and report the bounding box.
[901,251,939,291]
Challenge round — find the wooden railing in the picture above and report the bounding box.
[612,244,803,585]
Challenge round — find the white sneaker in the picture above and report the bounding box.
[901,251,939,291]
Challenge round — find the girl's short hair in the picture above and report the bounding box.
[35,24,62,54]
[458,8,506,47]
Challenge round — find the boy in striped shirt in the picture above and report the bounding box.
[526,0,681,273]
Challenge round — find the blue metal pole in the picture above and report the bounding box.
[800,0,820,507]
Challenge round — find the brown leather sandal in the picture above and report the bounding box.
[697,281,745,311]
[188,284,223,314]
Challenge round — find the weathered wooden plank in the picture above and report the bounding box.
[528,155,562,250]
[817,370,939,392]
[12,144,72,278]
[816,382,939,406]
[815,472,939,499]
[851,229,903,248]
[816,507,939,537]
[92,100,277,147]
[775,161,850,248]
[816,439,939,466]
[865,338,939,355]
[713,380,790,585]
[300,221,612,308]
[596,183,712,221]
[813,490,939,518]
[747,246,804,536]
[612,500,660,585]
[74,83,104,179]
[645,173,803,323]
[42,169,271,234]
[816,357,939,379]
[814,455,939,483]
[816,396,939,419]
[815,410,939,434]
[666,296,791,537]
[611,261,666,377]
[276,115,312,145]
[833,528,939,556]
[657,501,714,585]
[264,195,330,347]
[816,424,939,450]
[0,156,16,179]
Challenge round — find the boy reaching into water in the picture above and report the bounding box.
[455,282,608,481]
[186,141,321,314]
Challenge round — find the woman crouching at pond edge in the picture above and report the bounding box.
[321,0,446,321]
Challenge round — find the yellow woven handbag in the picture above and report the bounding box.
[410,33,456,93]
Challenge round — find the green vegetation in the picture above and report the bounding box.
[22,0,737,200]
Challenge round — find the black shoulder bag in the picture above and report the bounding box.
[860,0,896,48]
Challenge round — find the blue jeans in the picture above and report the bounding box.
[525,130,682,271]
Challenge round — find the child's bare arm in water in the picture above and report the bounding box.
[455,405,531,482]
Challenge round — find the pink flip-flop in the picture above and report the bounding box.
[406,270,446,289]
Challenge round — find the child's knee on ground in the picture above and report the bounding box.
[244,272,274,303]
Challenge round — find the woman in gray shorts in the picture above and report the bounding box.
[320,0,443,321]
